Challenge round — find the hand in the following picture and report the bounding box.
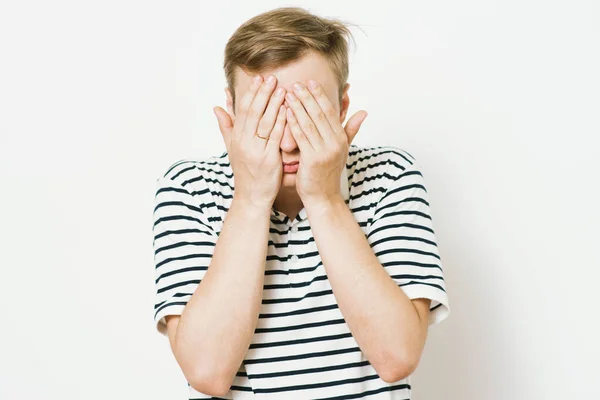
[213,74,288,210]
[284,80,368,204]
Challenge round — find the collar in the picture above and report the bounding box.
[268,161,350,224]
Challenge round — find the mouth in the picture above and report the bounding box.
[282,161,299,173]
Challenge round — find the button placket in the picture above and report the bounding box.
[288,223,298,263]
[286,223,298,288]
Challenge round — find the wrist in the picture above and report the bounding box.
[231,195,273,217]
[303,194,346,216]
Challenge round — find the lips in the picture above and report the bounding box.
[283,162,299,173]
[283,161,299,165]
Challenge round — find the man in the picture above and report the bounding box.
[152,6,450,399]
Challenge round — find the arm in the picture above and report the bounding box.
[167,198,271,396]
[304,196,430,383]
[162,73,288,396]
[282,80,449,383]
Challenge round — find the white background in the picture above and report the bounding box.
[1,1,598,399]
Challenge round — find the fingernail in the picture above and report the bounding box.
[267,75,276,84]
[286,92,295,102]
[308,80,318,90]
[275,87,284,96]
[253,75,262,84]
[293,82,304,92]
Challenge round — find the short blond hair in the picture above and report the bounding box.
[223,7,357,110]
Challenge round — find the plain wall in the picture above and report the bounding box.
[1,0,598,399]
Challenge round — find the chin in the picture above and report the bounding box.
[281,174,296,186]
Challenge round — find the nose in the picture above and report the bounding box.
[279,120,299,153]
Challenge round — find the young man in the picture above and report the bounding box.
[152,7,450,399]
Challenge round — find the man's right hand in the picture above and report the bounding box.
[213,74,288,210]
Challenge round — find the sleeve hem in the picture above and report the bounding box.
[401,283,450,327]
[154,304,187,337]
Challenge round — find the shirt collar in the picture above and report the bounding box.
[268,161,350,224]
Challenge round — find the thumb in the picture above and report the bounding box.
[213,106,233,140]
[344,110,368,143]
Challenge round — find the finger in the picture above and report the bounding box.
[306,80,341,138]
[292,81,335,142]
[344,110,368,143]
[266,105,287,152]
[244,74,278,137]
[256,86,286,139]
[237,75,264,129]
[213,106,233,139]
[224,87,236,123]
[285,91,323,151]
[286,107,313,152]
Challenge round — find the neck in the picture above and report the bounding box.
[273,187,304,220]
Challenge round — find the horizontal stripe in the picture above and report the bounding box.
[152,144,450,399]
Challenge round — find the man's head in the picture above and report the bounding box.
[222,7,356,155]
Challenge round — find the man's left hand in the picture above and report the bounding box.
[285,80,368,205]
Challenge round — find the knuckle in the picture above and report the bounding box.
[325,106,337,118]
[316,111,328,123]
[298,90,309,100]
[247,105,261,118]
[250,77,261,89]
[306,122,317,134]
[238,103,248,116]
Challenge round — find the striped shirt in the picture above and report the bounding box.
[152,144,450,399]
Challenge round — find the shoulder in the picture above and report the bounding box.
[156,150,231,195]
[347,144,419,183]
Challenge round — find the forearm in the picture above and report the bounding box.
[305,196,424,380]
[174,196,270,389]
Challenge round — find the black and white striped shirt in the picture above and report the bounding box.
[152,144,450,399]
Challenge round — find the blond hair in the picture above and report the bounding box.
[223,7,358,110]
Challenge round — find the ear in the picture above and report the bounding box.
[224,87,236,122]
[339,83,350,123]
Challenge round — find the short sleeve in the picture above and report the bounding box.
[152,176,218,336]
[366,158,450,326]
